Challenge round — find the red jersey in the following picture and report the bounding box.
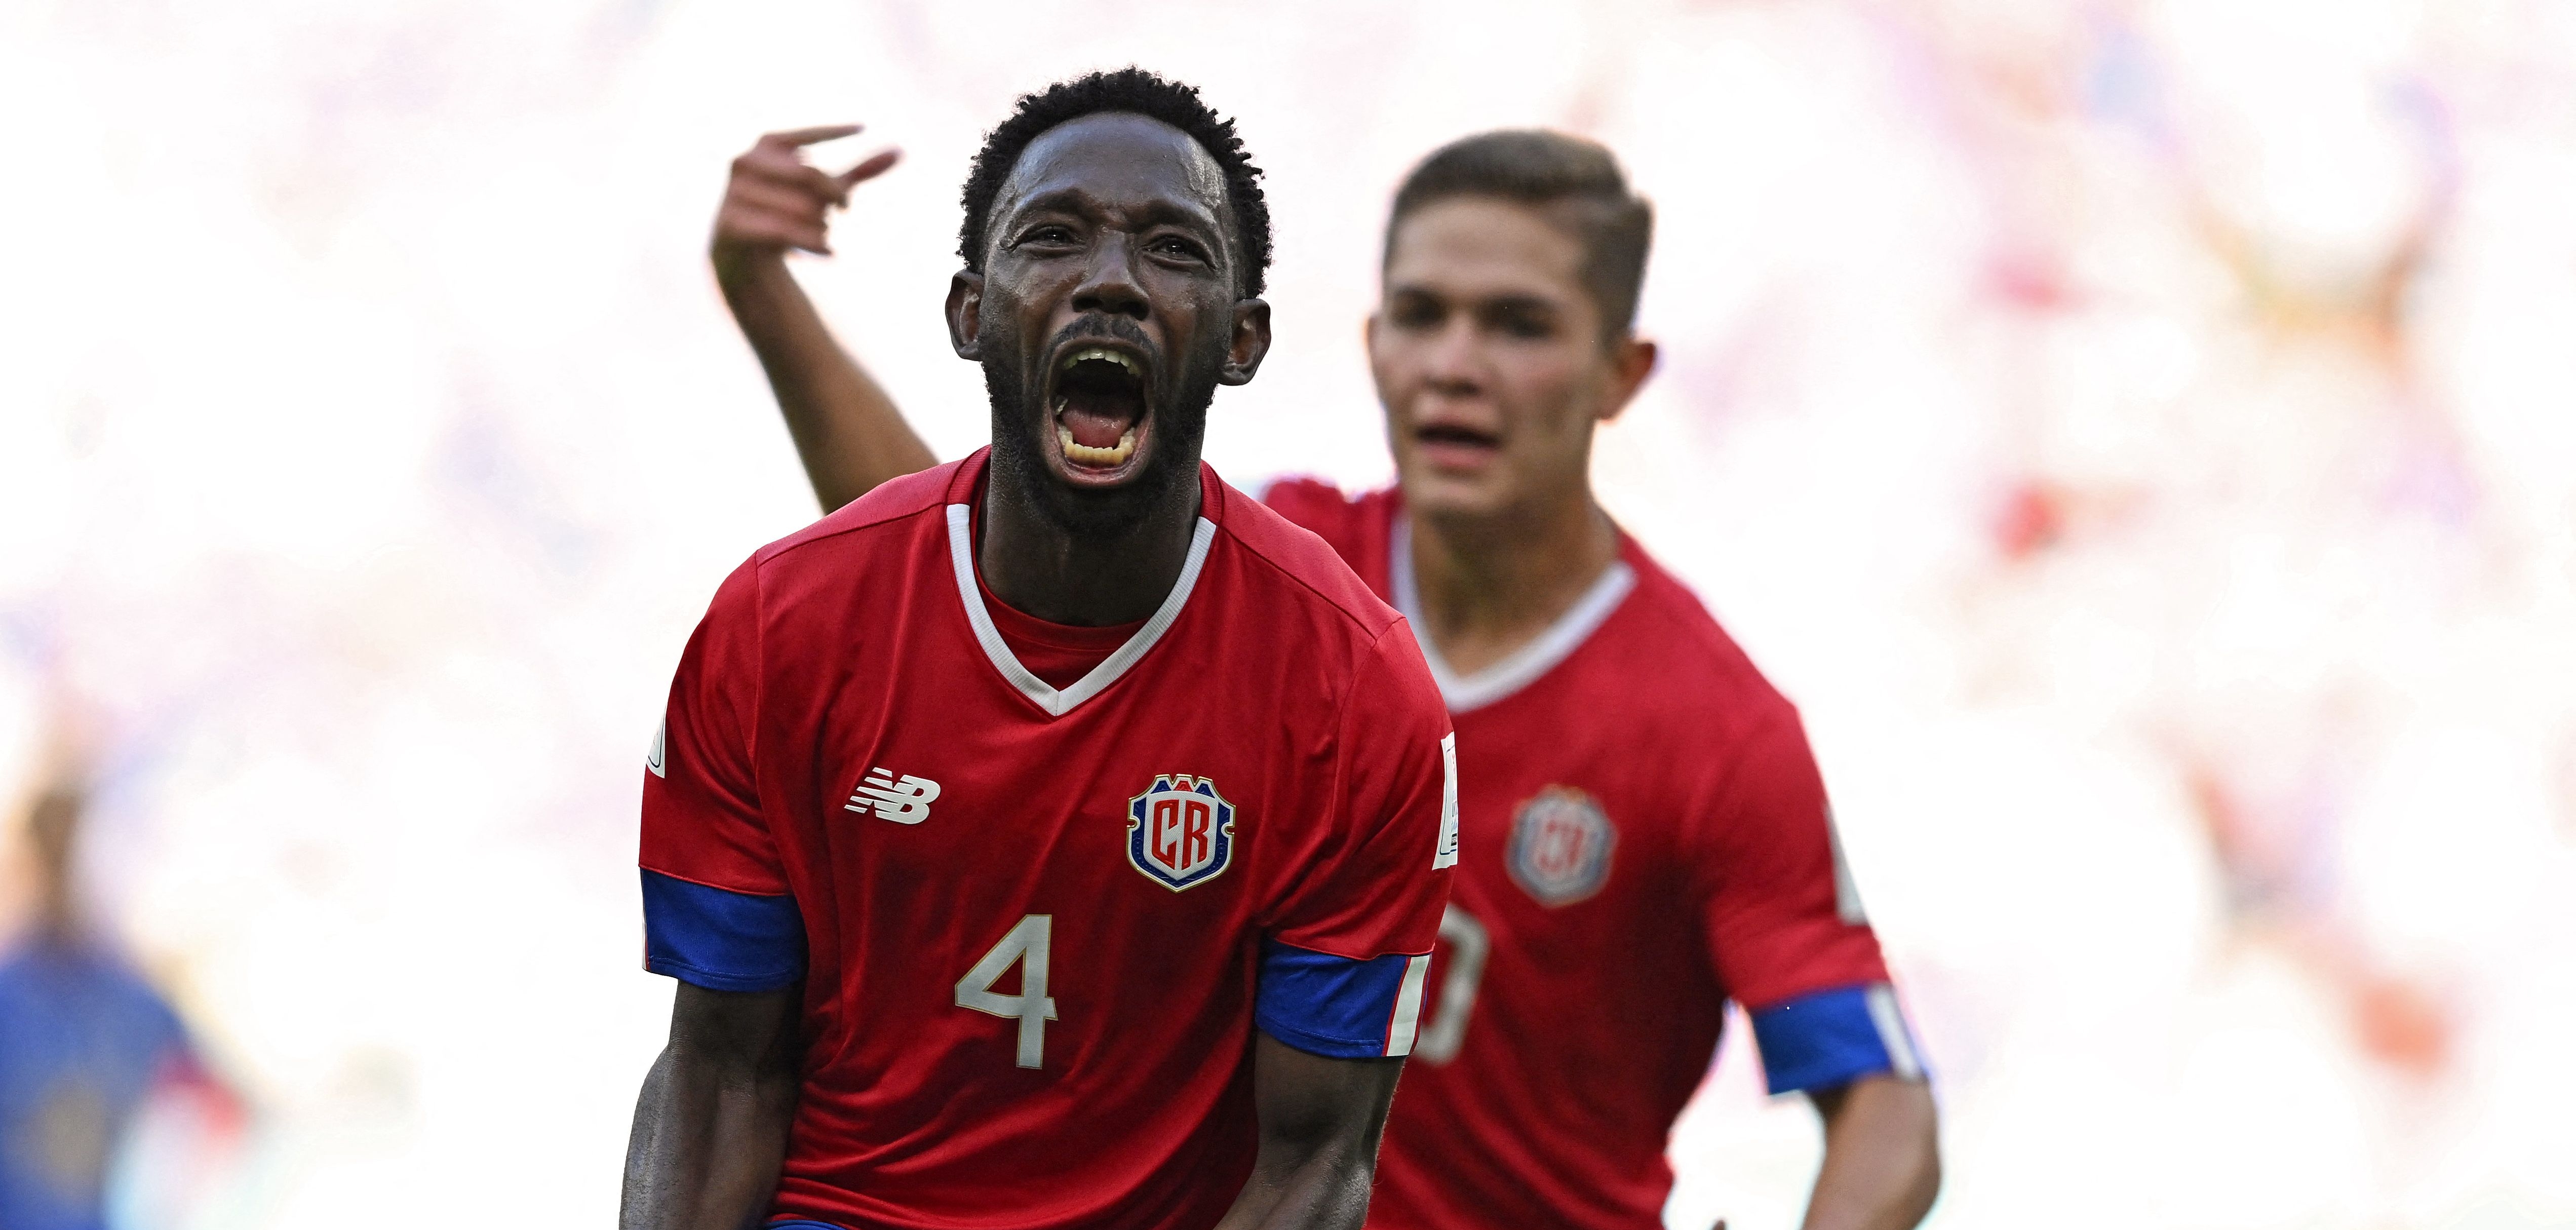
[1262,480,1923,1230]
[639,451,1458,1230]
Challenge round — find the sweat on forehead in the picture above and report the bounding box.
[991,113,1234,239]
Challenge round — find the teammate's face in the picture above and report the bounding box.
[951,112,1270,523]
[1368,197,1653,523]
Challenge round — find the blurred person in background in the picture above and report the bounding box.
[0,773,236,1230]
[625,70,1456,1230]
[711,118,1940,1230]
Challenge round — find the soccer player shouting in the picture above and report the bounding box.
[713,117,1942,1228]
[624,72,1458,1230]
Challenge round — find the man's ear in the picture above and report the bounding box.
[1219,297,1272,386]
[1596,336,1658,424]
[946,271,985,361]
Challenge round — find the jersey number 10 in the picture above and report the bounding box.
[955,914,1060,1069]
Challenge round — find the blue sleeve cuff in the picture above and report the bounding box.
[641,869,807,992]
[1749,982,1926,1094]
[1255,939,1431,1059]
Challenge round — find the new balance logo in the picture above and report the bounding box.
[848,767,941,824]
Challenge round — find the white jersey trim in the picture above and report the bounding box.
[1390,514,1636,714]
[1865,982,1926,1080]
[945,504,1217,718]
[1385,953,1432,1057]
[1827,807,1869,926]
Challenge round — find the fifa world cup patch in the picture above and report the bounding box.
[1507,786,1616,907]
[1126,775,1236,892]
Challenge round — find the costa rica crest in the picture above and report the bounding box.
[1508,786,1616,907]
[1126,775,1236,892]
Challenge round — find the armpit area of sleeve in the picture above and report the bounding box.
[640,869,806,992]
[1747,981,1927,1095]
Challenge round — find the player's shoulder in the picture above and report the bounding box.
[754,460,957,569]
[1256,474,1371,528]
[1578,546,1825,823]
[1211,471,1403,647]
[1600,541,1801,731]
[690,460,959,631]
[0,945,181,1035]
[1253,475,1398,563]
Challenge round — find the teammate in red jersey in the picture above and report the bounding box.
[709,119,1941,1228]
[621,71,1460,1230]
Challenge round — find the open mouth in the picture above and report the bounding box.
[1414,421,1504,468]
[1417,424,1500,450]
[1052,347,1149,471]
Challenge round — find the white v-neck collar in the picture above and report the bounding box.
[946,504,1217,718]
[1391,513,1635,714]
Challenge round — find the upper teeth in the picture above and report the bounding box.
[1064,347,1140,377]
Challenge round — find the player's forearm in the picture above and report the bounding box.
[716,251,935,514]
[618,1041,800,1229]
[1802,1075,1941,1230]
[1213,1138,1380,1230]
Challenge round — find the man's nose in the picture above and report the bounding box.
[1071,233,1150,320]
[1421,318,1485,395]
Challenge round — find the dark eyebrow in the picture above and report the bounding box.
[1478,294,1563,317]
[1003,187,1095,221]
[1127,199,1225,238]
[1383,282,1560,313]
[1004,186,1225,242]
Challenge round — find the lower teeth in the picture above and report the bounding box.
[1059,423,1138,467]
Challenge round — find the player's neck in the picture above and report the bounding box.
[28,888,83,950]
[978,469,1205,627]
[1408,485,1620,678]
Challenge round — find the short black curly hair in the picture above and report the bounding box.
[957,68,1272,298]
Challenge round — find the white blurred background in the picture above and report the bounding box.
[3,0,2574,1225]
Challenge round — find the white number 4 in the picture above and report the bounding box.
[955,914,1059,1069]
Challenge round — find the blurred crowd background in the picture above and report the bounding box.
[4,0,2574,1225]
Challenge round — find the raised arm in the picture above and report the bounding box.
[712,125,937,513]
[619,982,804,1230]
[1214,1035,1405,1230]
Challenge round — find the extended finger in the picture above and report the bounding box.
[837,148,901,189]
[741,157,854,207]
[737,146,840,190]
[760,123,862,149]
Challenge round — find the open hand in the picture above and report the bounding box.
[711,124,900,280]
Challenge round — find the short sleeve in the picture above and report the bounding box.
[1692,711,1924,1093]
[638,557,806,993]
[1255,623,1457,1059]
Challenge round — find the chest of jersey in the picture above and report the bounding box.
[648,466,1462,1229]
[749,581,1342,1094]
[1395,625,1737,1088]
[1434,673,1709,1000]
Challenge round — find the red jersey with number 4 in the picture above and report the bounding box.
[639,450,1458,1230]
[1262,480,1925,1230]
